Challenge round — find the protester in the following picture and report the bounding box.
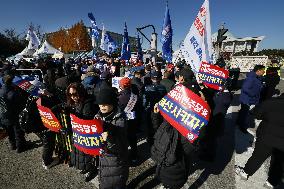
[0,72,29,153]
[95,88,129,189]
[118,77,141,163]
[160,70,175,93]
[65,82,99,182]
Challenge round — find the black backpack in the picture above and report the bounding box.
[151,122,178,166]
[0,96,11,126]
[19,96,45,133]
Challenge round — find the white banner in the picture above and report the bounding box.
[180,0,213,73]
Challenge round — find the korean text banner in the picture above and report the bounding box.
[158,84,211,143]
[70,114,104,156]
[13,79,39,96]
[37,104,62,132]
[198,62,229,91]
[180,0,213,73]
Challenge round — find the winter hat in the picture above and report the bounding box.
[96,88,118,105]
[119,77,131,89]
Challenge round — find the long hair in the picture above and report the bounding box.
[66,82,87,106]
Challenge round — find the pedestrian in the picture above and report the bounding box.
[236,65,265,134]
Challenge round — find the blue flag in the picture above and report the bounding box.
[161,4,173,63]
[137,34,143,61]
[100,25,117,55]
[120,22,131,60]
[88,13,100,39]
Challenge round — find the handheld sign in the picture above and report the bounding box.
[70,114,104,156]
[198,62,229,91]
[157,84,211,143]
[37,104,62,132]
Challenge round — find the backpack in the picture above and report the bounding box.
[0,96,11,126]
[151,122,178,166]
[19,96,45,133]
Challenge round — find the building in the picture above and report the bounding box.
[212,32,265,54]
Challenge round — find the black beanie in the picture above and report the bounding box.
[96,88,118,105]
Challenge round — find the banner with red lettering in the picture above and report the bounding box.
[158,84,211,143]
[70,114,104,156]
[198,62,229,90]
[37,104,62,132]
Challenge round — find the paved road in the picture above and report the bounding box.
[1,79,284,189]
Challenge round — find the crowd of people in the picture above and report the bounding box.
[0,55,283,189]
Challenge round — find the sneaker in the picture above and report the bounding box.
[263,181,274,189]
[235,166,248,180]
[42,157,60,170]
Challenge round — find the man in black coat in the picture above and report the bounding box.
[0,74,28,153]
[118,77,141,163]
[160,70,175,93]
[236,93,284,187]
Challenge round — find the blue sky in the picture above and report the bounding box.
[0,0,283,51]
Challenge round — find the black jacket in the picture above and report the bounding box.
[253,95,284,151]
[0,84,27,126]
[151,114,194,188]
[160,78,175,93]
[69,97,99,171]
[96,108,129,189]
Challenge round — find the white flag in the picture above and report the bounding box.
[100,25,107,51]
[180,0,213,73]
[26,28,40,50]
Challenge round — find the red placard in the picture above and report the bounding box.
[37,104,62,132]
[158,84,211,143]
[198,62,229,90]
[70,114,104,156]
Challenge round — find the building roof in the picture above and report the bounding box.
[212,31,265,42]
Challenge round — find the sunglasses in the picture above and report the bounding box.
[69,92,79,97]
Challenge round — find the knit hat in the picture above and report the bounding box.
[119,77,131,88]
[96,88,118,105]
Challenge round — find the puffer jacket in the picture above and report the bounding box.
[151,118,195,189]
[96,108,129,189]
[239,71,264,105]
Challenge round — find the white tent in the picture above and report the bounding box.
[52,51,64,59]
[33,40,62,56]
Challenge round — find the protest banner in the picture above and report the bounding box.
[13,79,40,96]
[70,114,104,156]
[158,84,211,143]
[37,103,62,132]
[198,61,229,90]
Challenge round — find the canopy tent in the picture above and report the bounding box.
[33,40,62,56]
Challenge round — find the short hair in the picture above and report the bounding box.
[253,65,265,72]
